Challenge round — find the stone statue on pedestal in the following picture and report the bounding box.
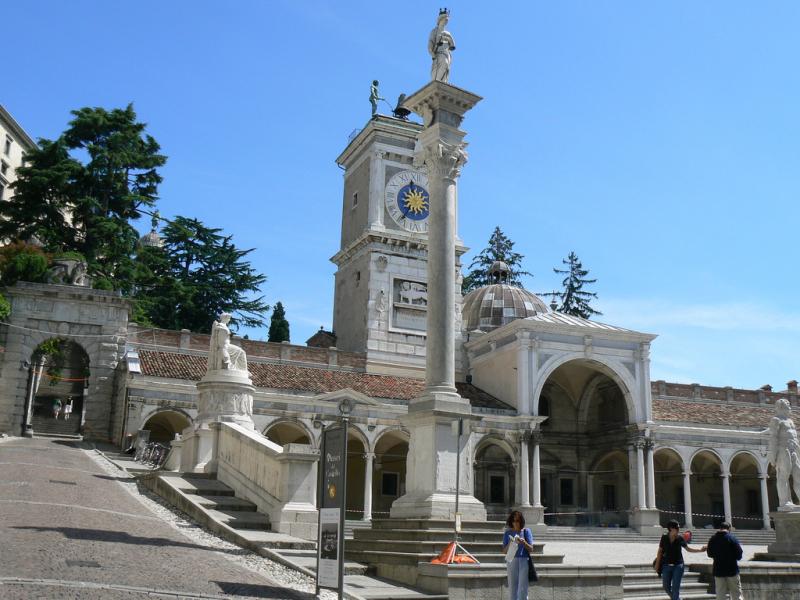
[767,398,800,510]
[428,9,455,83]
[209,313,248,372]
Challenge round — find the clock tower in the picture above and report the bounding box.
[331,114,466,377]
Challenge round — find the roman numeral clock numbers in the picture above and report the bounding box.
[384,170,430,234]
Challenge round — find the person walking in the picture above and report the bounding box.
[63,400,73,421]
[502,510,534,600]
[52,398,62,419]
[654,520,707,600]
[706,522,744,600]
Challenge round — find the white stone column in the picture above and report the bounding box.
[759,473,771,530]
[516,333,532,414]
[519,435,530,507]
[636,441,646,509]
[363,452,375,521]
[646,442,657,510]
[389,81,485,521]
[532,438,542,507]
[683,470,694,529]
[722,469,732,525]
[628,445,638,509]
[367,150,385,229]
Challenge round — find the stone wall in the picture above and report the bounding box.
[0,282,129,440]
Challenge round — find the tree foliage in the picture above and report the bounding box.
[0,242,49,286]
[545,251,601,319]
[462,226,532,293]
[1,104,166,290]
[134,216,269,333]
[268,301,290,343]
[0,293,10,321]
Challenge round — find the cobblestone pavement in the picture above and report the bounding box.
[0,438,318,599]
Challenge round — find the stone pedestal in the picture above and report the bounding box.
[182,368,254,473]
[389,80,485,521]
[754,510,800,562]
[520,505,547,532]
[630,508,661,531]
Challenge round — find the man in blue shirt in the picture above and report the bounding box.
[706,522,744,600]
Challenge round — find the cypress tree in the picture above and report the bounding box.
[462,226,532,293]
[547,251,601,319]
[268,301,290,343]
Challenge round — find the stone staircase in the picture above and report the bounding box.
[143,473,448,600]
[31,415,81,438]
[622,564,713,599]
[534,525,775,545]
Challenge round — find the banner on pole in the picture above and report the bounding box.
[316,423,347,591]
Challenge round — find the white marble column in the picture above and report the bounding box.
[516,333,532,414]
[532,438,542,507]
[646,442,657,510]
[721,470,732,525]
[683,470,694,529]
[636,441,646,509]
[363,452,375,521]
[759,473,771,530]
[519,435,530,507]
[367,150,385,229]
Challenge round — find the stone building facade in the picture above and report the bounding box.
[0,104,36,203]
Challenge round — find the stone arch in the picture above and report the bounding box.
[372,427,410,518]
[142,409,192,443]
[263,418,314,447]
[653,446,685,523]
[474,435,516,519]
[533,353,638,423]
[588,449,630,526]
[690,449,724,528]
[728,450,764,529]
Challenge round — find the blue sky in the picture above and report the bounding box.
[5,1,799,389]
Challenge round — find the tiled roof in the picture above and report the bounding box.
[523,312,637,332]
[136,350,513,410]
[653,398,772,428]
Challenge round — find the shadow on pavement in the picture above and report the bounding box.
[92,474,134,481]
[13,526,247,555]
[213,581,314,599]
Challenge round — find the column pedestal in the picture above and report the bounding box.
[754,510,800,562]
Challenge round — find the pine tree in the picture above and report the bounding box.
[268,302,290,343]
[462,226,532,293]
[133,216,269,332]
[546,251,602,319]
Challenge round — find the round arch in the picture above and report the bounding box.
[143,409,192,443]
[728,451,763,530]
[372,427,410,518]
[263,419,313,446]
[474,436,516,519]
[653,447,685,525]
[533,354,638,423]
[690,449,724,528]
[588,449,630,527]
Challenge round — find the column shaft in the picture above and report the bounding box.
[760,474,771,530]
[519,437,530,507]
[532,441,542,507]
[646,445,657,510]
[636,445,646,509]
[363,453,374,521]
[722,472,732,525]
[683,471,693,528]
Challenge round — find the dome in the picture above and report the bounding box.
[462,284,550,332]
[139,229,163,248]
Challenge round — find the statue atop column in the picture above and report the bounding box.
[767,398,800,510]
[208,312,248,373]
[428,8,455,83]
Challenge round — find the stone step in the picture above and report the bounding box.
[206,508,270,530]
[624,581,710,594]
[353,527,529,543]
[169,476,236,496]
[347,538,546,555]
[370,518,504,532]
[194,494,257,512]
[624,573,704,585]
[345,549,565,567]
[625,595,714,600]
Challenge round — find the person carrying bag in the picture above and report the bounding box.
[502,510,537,600]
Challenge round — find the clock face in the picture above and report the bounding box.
[384,170,430,233]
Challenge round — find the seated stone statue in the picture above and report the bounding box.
[767,398,800,510]
[208,312,248,373]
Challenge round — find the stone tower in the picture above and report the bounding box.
[332,114,466,377]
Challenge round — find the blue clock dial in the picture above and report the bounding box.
[396,181,430,221]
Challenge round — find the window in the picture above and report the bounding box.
[3,136,10,156]
[560,478,574,505]
[355,271,361,286]
[381,472,399,496]
[352,192,358,208]
[489,474,506,504]
[747,489,759,515]
[0,161,7,176]
[603,484,617,510]
[0,182,4,201]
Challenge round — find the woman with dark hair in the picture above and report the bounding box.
[502,510,534,600]
[653,519,707,600]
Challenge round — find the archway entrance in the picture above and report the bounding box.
[27,338,89,436]
[729,452,764,530]
[536,359,632,526]
[143,410,191,444]
[690,450,724,529]
[474,439,516,521]
[264,420,312,446]
[373,430,408,519]
[654,448,685,526]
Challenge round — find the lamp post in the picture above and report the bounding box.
[336,398,352,600]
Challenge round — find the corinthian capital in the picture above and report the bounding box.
[420,140,468,180]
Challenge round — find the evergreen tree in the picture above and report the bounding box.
[462,226,532,293]
[1,105,166,290]
[134,216,269,332]
[546,251,602,319]
[268,301,290,343]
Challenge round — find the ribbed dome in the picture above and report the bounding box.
[462,284,550,332]
[139,229,163,248]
